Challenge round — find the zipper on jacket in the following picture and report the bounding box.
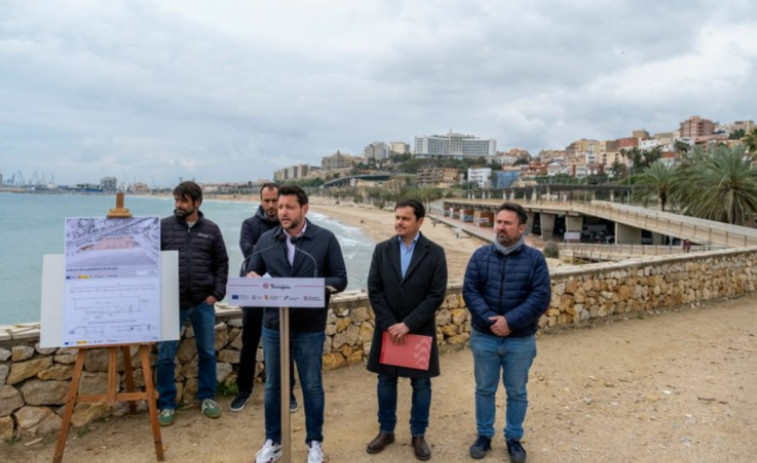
[498,255,507,314]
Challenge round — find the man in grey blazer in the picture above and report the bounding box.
[365,199,448,461]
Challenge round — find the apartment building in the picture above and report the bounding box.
[680,116,715,137]
[415,131,496,159]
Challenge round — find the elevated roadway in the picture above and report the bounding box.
[441,199,757,248]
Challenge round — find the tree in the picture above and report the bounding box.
[633,161,676,211]
[610,159,628,179]
[741,128,757,157]
[674,145,757,225]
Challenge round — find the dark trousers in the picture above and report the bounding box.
[236,307,296,397]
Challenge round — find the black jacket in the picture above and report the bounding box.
[161,211,229,309]
[239,205,279,261]
[247,219,348,332]
[366,233,447,378]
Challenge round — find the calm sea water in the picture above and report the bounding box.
[0,193,374,325]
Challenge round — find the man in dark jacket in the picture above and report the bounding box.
[463,202,551,463]
[365,199,447,461]
[231,183,298,414]
[247,185,347,463]
[156,181,229,427]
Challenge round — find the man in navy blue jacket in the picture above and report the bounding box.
[246,185,347,463]
[463,202,551,463]
[231,183,298,414]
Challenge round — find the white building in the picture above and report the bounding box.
[467,167,492,189]
[364,142,389,160]
[415,131,496,159]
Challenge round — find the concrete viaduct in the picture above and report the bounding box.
[440,199,757,248]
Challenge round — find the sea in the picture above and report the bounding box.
[0,193,375,325]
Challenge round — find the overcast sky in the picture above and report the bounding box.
[1,0,756,187]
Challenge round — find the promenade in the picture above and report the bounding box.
[5,294,756,463]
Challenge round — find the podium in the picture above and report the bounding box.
[227,277,325,463]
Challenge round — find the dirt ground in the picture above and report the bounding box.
[5,294,756,463]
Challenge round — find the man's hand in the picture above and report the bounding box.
[387,322,410,344]
[246,271,261,278]
[488,315,512,337]
[205,295,218,305]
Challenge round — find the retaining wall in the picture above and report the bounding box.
[1,246,756,439]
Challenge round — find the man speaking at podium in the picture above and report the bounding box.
[245,185,347,463]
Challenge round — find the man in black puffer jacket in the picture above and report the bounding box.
[156,181,229,427]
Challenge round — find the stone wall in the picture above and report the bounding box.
[2,246,756,440]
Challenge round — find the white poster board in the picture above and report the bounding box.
[227,277,325,308]
[40,251,180,348]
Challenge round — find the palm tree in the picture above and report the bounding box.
[674,145,757,225]
[633,161,677,211]
[741,128,757,157]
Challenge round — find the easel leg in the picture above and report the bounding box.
[107,347,119,405]
[121,345,137,414]
[53,349,86,463]
[141,345,165,461]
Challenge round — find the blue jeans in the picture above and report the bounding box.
[377,373,431,436]
[262,327,325,444]
[156,302,216,410]
[470,329,536,440]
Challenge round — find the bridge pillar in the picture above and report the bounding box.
[540,213,556,241]
[610,190,615,202]
[525,212,535,235]
[615,223,642,244]
[566,215,583,233]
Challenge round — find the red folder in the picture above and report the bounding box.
[379,331,432,370]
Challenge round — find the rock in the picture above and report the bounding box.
[448,333,470,345]
[183,379,198,403]
[321,352,346,370]
[20,379,69,405]
[37,364,74,381]
[84,349,122,373]
[0,348,11,362]
[346,349,364,364]
[324,324,337,336]
[349,306,370,324]
[34,343,57,356]
[70,403,111,428]
[177,339,197,363]
[0,364,8,386]
[216,362,232,383]
[214,328,230,351]
[181,359,198,379]
[14,406,61,436]
[0,415,14,441]
[451,309,468,325]
[8,357,52,385]
[11,345,35,362]
[0,385,25,417]
[54,354,77,365]
[440,324,458,337]
[333,324,359,348]
[357,322,374,344]
[226,317,244,328]
[78,372,109,396]
[218,349,240,364]
[335,317,351,333]
[436,309,452,326]
[230,332,244,349]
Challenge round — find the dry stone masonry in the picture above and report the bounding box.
[1,246,755,440]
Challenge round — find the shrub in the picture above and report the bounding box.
[543,242,560,259]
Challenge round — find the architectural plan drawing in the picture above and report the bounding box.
[63,216,161,346]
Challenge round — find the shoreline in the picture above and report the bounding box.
[208,193,491,283]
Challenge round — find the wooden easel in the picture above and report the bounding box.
[53,193,164,463]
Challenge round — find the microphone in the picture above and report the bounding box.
[239,237,285,276]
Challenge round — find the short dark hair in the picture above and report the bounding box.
[173,181,203,203]
[497,202,528,225]
[259,182,279,196]
[395,199,425,220]
[278,184,308,206]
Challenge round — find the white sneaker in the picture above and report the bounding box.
[307,441,323,463]
[255,439,282,463]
